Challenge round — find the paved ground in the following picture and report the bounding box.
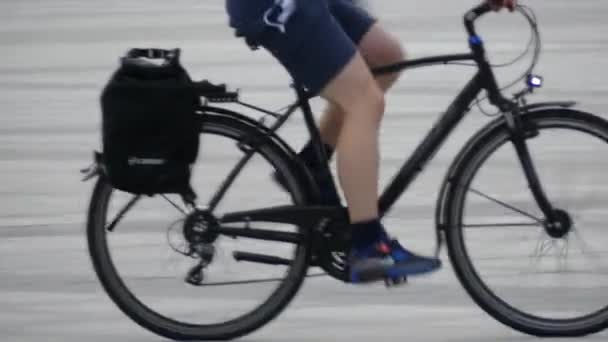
[2,1,608,341]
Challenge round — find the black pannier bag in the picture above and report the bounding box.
[100,48,200,195]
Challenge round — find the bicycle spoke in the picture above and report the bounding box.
[118,272,327,287]
[105,194,141,231]
[468,187,544,223]
[571,224,608,272]
[195,272,326,287]
[207,146,256,212]
[531,230,552,259]
[529,234,569,270]
[161,194,188,215]
[484,268,608,278]
[464,222,541,228]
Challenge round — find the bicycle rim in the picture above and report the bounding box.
[87,116,310,340]
[447,111,608,336]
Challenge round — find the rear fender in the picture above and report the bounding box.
[200,105,322,205]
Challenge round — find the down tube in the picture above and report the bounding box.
[378,73,483,215]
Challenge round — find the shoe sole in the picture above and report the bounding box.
[351,259,442,284]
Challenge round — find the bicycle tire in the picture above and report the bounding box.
[87,112,312,340]
[444,108,608,337]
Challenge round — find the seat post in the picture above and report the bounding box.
[293,84,329,167]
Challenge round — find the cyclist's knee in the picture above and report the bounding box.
[321,54,385,123]
[368,38,406,69]
[377,42,405,88]
[378,44,406,88]
[335,79,384,124]
[388,43,407,72]
[360,24,407,86]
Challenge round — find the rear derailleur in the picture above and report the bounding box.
[183,210,220,286]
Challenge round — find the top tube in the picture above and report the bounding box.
[295,53,475,102]
[372,53,475,76]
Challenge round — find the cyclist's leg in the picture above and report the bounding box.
[298,0,404,159]
[319,33,441,283]
[321,53,384,222]
[227,0,440,282]
[227,0,383,221]
[309,1,440,281]
[319,23,405,147]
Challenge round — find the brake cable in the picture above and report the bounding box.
[446,5,541,116]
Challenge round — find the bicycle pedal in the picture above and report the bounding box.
[384,276,408,288]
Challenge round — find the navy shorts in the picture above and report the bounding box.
[226,0,377,94]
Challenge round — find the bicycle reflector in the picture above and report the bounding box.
[527,74,543,88]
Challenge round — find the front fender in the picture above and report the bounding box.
[433,101,577,256]
[520,101,577,112]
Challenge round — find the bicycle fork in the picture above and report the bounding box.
[505,108,565,232]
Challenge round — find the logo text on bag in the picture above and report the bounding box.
[128,157,167,166]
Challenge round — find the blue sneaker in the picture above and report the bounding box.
[349,238,441,284]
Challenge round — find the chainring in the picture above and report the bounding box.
[312,219,352,282]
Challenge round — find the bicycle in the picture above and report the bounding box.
[83,3,608,340]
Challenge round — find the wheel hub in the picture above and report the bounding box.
[544,209,572,239]
[183,210,220,244]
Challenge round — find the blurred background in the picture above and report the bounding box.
[1,1,607,341]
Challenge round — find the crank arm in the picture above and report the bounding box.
[220,205,348,227]
[233,251,292,266]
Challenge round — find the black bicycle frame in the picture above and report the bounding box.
[91,5,560,263]
[374,57,483,215]
[300,53,487,217]
[205,5,560,245]
[216,53,487,230]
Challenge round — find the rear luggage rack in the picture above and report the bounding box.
[194,80,239,103]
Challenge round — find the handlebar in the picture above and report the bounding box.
[463,2,514,111]
[464,2,493,38]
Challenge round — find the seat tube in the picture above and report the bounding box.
[294,85,331,171]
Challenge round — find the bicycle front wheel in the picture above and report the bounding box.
[87,112,311,340]
[445,109,608,337]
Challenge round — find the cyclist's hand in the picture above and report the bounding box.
[487,0,517,12]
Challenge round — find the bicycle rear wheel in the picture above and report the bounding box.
[445,109,608,336]
[87,113,311,340]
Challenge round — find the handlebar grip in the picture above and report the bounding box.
[464,2,493,37]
